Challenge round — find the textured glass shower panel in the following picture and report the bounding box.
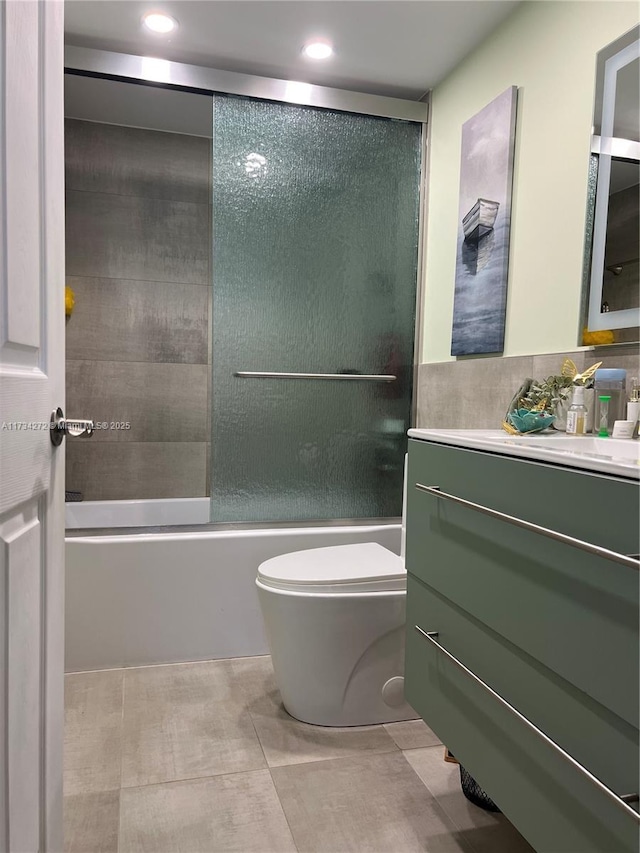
[211,96,421,522]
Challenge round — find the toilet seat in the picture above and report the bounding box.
[257,542,405,594]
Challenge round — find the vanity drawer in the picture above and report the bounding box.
[405,574,640,853]
[406,439,639,727]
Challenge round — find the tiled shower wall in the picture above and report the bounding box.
[65,119,211,500]
[416,346,640,429]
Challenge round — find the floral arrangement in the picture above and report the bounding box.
[519,373,573,414]
[503,359,602,434]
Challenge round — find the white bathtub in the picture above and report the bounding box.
[65,499,402,672]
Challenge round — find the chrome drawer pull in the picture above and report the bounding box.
[621,793,640,804]
[415,626,640,823]
[415,484,640,572]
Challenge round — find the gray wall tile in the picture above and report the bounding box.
[66,361,208,443]
[65,277,208,365]
[66,443,207,501]
[416,356,533,429]
[531,352,586,380]
[66,190,210,285]
[415,347,640,431]
[65,121,212,504]
[65,119,211,204]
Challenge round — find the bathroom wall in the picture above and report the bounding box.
[421,0,640,364]
[416,347,640,429]
[65,119,211,501]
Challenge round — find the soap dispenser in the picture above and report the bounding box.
[566,385,588,436]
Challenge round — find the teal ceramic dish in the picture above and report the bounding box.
[507,408,556,434]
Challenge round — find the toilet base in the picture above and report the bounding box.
[257,581,420,727]
[281,675,419,728]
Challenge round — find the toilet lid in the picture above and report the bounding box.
[257,542,406,594]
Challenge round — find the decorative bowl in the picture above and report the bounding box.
[506,408,556,434]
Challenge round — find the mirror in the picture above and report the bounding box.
[584,26,639,341]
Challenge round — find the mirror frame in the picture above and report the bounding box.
[586,31,639,332]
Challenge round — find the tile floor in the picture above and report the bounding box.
[64,655,534,853]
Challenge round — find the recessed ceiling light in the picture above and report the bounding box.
[142,12,177,34]
[302,41,333,60]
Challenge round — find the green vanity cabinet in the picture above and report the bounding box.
[404,437,640,853]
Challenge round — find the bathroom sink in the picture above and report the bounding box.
[407,428,640,478]
[507,435,640,462]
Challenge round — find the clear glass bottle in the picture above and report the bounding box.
[566,386,587,435]
[627,377,640,427]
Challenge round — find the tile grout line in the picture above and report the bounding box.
[118,745,408,794]
[119,765,276,793]
[65,272,210,288]
[266,765,300,853]
[66,185,211,208]
[245,704,300,852]
[66,357,209,368]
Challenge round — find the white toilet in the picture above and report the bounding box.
[256,461,418,727]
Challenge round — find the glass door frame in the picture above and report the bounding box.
[64,46,429,430]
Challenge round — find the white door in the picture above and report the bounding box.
[0,1,65,850]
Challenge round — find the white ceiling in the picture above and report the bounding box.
[64,0,520,100]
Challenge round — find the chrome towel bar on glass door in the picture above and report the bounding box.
[415,626,640,821]
[234,371,396,382]
[415,484,640,571]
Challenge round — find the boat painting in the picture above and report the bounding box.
[462,198,500,243]
[451,86,517,356]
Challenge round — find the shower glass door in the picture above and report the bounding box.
[211,95,421,522]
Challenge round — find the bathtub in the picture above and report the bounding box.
[65,498,402,672]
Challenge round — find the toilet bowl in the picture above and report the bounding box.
[257,523,418,726]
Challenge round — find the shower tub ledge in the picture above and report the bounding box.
[65,499,401,672]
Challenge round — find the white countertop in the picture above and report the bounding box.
[408,429,640,479]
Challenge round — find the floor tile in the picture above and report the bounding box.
[121,657,269,787]
[64,790,119,853]
[385,718,442,750]
[64,669,123,795]
[119,770,297,852]
[248,669,399,768]
[271,751,474,852]
[404,747,534,853]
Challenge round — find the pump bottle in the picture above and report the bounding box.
[566,385,588,436]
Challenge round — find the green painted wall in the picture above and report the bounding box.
[421,1,639,363]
